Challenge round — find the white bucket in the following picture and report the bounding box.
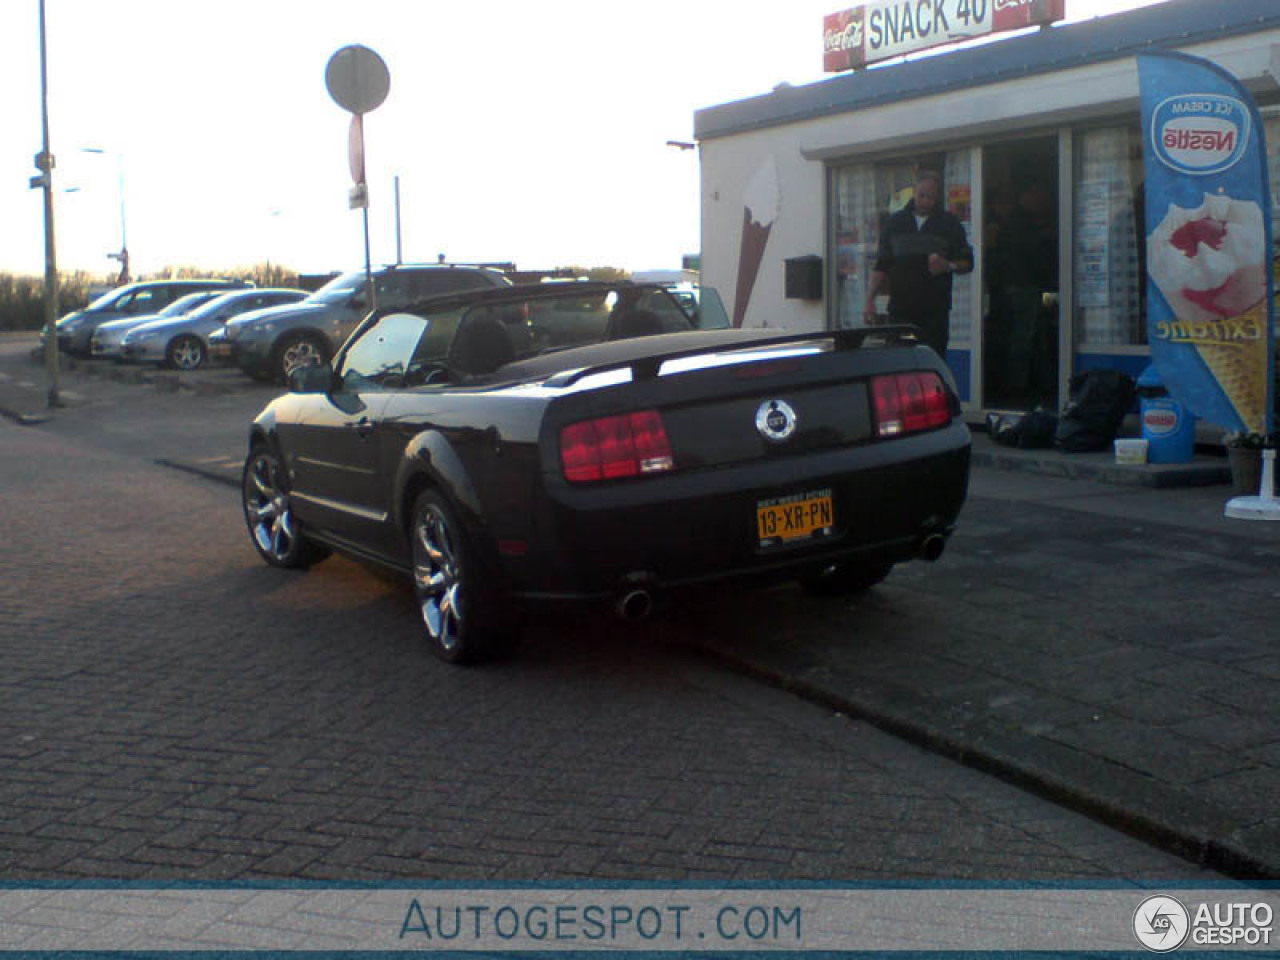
[1114,438,1149,464]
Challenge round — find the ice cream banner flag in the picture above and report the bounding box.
[1138,53,1275,435]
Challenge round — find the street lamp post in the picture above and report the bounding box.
[81,147,129,283]
[33,0,60,408]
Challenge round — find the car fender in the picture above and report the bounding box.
[247,405,284,457]
[393,429,483,540]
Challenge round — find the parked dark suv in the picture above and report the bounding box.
[210,264,511,382]
[49,278,252,356]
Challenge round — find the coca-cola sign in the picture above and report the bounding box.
[824,0,1065,73]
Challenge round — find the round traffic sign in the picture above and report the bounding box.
[325,45,390,114]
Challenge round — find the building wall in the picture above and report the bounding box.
[699,27,1280,340]
[701,126,827,331]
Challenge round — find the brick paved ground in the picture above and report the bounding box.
[683,465,1280,877]
[0,419,1216,882]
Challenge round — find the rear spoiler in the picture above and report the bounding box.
[545,324,926,389]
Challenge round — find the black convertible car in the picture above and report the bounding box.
[241,281,970,663]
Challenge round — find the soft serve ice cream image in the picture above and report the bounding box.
[1147,190,1270,429]
[1148,191,1267,325]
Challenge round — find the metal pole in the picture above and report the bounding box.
[394,175,402,265]
[117,155,129,282]
[362,203,375,312]
[37,0,61,408]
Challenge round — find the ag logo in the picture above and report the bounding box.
[1150,94,1250,175]
[756,399,797,443]
[1134,895,1190,952]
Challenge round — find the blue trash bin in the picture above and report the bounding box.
[1136,365,1196,464]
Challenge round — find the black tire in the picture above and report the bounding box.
[799,560,892,597]
[241,445,330,569]
[410,489,522,664]
[166,335,206,371]
[274,332,329,384]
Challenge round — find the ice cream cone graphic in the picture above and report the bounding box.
[732,158,779,328]
[1193,299,1269,431]
[1149,191,1270,432]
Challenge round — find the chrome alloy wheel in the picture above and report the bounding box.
[281,337,322,377]
[414,503,463,653]
[169,336,205,370]
[244,451,299,563]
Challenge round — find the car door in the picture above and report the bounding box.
[284,311,428,551]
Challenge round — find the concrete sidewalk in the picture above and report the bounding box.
[6,332,1280,879]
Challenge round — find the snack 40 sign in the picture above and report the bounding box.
[824,0,1065,72]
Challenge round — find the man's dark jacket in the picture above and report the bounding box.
[873,201,973,322]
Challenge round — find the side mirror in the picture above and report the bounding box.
[288,362,334,394]
[349,292,368,311]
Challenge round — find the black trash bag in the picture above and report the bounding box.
[989,408,1059,449]
[1054,369,1136,453]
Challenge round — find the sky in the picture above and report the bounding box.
[3,0,1169,280]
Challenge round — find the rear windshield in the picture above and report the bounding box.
[308,270,366,304]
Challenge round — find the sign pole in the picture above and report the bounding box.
[36,0,61,409]
[362,202,374,312]
[326,45,390,320]
[394,175,403,266]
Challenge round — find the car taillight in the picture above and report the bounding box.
[560,410,675,483]
[871,371,953,437]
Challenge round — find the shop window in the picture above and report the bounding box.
[831,151,974,344]
[832,162,891,329]
[1073,126,1144,347]
[943,151,975,345]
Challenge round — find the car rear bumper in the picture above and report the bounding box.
[209,341,239,365]
[504,421,970,602]
[56,329,90,354]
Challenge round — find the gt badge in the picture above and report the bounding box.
[756,399,797,443]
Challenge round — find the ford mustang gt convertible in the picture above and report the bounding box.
[240,281,970,663]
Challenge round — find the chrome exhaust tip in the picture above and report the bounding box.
[919,534,946,563]
[617,589,654,622]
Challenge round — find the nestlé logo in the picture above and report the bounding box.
[1142,405,1179,436]
[1150,94,1250,176]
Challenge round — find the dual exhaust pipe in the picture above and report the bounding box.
[613,533,946,622]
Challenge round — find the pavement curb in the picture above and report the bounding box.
[0,403,49,426]
[970,444,1231,488]
[154,459,239,488]
[684,641,1276,881]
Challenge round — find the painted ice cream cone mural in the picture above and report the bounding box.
[1138,53,1275,437]
[732,158,780,328]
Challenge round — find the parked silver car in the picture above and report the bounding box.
[120,288,308,370]
[90,290,226,359]
[48,278,251,355]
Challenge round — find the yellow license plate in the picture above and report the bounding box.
[757,489,834,545]
[210,344,232,357]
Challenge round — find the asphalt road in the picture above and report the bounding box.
[0,343,1221,882]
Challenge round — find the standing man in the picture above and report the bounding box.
[863,171,974,359]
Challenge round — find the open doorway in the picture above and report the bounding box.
[982,138,1059,411]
